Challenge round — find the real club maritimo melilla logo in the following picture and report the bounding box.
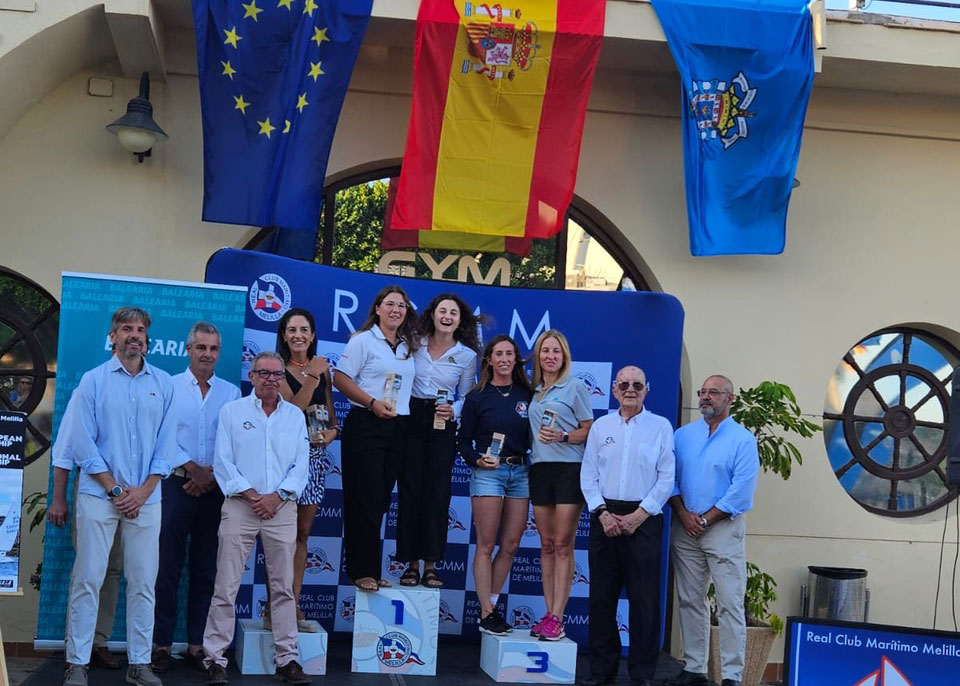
[249,273,291,322]
[690,71,757,150]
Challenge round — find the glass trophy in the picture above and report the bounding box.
[307,404,329,442]
[383,372,402,412]
[433,388,450,430]
[484,431,505,467]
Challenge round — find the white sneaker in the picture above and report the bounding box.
[63,664,88,686]
[126,663,163,686]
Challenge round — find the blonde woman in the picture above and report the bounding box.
[526,329,593,641]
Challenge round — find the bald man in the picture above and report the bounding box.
[579,366,675,686]
[666,375,759,686]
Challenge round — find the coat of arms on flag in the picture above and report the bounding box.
[690,71,756,149]
[461,3,540,80]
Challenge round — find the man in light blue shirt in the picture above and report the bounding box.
[666,375,759,686]
[151,322,240,673]
[62,307,174,686]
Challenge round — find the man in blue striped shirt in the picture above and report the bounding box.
[61,307,175,686]
[666,375,759,686]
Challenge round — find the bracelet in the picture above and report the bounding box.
[367,397,376,410]
[594,505,608,516]
[305,372,320,381]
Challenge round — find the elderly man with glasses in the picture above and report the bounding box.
[665,376,759,686]
[202,352,310,686]
[579,366,674,686]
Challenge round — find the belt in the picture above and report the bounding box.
[604,499,641,516]
[502,456,526,466]
[171,467,189,479]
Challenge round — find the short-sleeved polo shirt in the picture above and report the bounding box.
[528,375,594,464]
[337,325,417,415]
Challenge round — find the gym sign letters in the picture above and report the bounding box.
[377,251,511,286]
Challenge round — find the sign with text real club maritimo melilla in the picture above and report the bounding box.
[784,616,960,685]
[0,410,26,594]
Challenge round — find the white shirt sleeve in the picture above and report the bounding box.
[580,420,604,512]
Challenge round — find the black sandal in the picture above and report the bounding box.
[421,568,443,588]
[399,568,420,586]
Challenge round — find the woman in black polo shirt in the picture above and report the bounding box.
[457,335,533,635]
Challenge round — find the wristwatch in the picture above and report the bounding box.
[561,432,570,443]
[698,515,709,528]
[107,485,123,499]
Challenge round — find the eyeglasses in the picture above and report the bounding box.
[253,370,285,380]
[381,300,407,309]
[617,381,647,391]
[697,388,729,398]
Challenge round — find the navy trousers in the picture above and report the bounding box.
[153,475,224,646]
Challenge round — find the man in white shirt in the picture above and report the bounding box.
[202,352,310,686]
[579,366,675,686]
[152,322,240,673]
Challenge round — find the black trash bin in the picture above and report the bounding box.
[806,566,868,622]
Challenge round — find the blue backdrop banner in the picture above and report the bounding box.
[652,0,814,256]
[36,273,248,644]
[205,248,685,647]
[785,616,960,685]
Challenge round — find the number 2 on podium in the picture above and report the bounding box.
[526,651,549,673]
[391,599,404,625]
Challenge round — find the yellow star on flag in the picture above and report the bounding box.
[278,0,294,9]
[221,60,237,79]
[242,1,264,21]
[283,120,292,134]
[312,26,330,45]
[308,61,325,81]
[296,93,309,113]
[233,94,250,114]
[223,26,242,48]
[303,0,318,16]
[257,117,276,138]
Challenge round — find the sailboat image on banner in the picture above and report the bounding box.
[852,656,914,686]
[0,501,19,562]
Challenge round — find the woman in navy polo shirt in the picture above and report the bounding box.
[333,286,419,593]
[527,329,593,641]
[458,334,533,636]
[397,293,479,589]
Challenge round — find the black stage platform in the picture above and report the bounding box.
[25,640,691,685]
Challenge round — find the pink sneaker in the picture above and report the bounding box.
[528,614,549,638]
[538,613,566,641]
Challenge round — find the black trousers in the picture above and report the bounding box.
[588,501,663,681]
[153,475,224,646]
[396,398,457,563]
[341,407,405,581]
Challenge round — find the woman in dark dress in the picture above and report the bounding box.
[276,307,337,631]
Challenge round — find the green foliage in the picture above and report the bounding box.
[23,490,47,533]
[329,180,556,288]
[730,381,821,480]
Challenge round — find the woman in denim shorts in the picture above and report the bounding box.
[457,335,533,636]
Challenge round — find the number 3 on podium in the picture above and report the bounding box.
[526,651,549,673]
[391,599,404,625]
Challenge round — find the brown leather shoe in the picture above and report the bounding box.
[185,651,207,672]
[150,648,171,673]
[90,646,122,670]
[206,663,228,685]
[275,659,310,684]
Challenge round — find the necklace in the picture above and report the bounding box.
[289,358,308,368]
[491,383,513,397]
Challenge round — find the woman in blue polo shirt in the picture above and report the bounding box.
[333,286,419,593]
[526,329,593,641]
[458,334,533,636]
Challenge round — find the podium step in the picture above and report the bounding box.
[352,585,440,675]
[235,618,328,675]
[480,632,577,683]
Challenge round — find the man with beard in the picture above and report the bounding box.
[665,375,759,686]
[61,307,175,686]
[151,322,240,673]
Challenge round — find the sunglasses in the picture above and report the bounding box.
[253,370,285,380]
[617,381,647,391]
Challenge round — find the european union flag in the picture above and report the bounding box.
[192,0,372,231]
[651,0,814,256]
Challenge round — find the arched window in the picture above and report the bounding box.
[0,267,58,465]
[247,164,648,292]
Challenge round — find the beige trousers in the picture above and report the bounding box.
[202,497,298,669]
[671,516,747,682]
[70,477,122,648]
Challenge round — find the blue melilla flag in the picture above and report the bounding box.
[651,0,814,256]
[192,0,372,231]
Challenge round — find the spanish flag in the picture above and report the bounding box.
[391,0,605,240]
[382,177,532,255]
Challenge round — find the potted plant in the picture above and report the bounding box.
[704,381,820,686]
